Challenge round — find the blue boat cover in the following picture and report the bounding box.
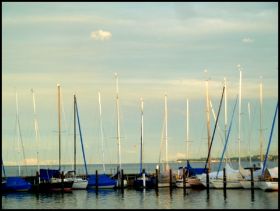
[3,176,32,191]
[87,174,116,186]
[185,160,207,176]
[40,169,60,181]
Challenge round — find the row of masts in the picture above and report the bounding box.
[14,69,266,176]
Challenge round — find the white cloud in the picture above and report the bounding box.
[91,30,112,41]
[242,37,254,43]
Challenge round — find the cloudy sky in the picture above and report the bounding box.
[2,2,278,168]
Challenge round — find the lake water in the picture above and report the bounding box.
[2,161,278,209]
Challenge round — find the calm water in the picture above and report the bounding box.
[2,162,278,209]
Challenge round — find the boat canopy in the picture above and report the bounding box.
[185,160,207,176]
[40,169,60,181]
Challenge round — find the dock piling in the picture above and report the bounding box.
[121,169,124,190]
[155,169,158,189]
[169,169,172,189]
[96,170,98,191]
[183,167,186,190]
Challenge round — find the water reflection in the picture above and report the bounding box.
[1,188,278,209]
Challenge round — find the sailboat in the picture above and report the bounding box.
[240,80,265,189]
[112,73,128,188]
[176,98,191,188]
[133,98,155,189]
[257,101,278,191]
[65,94,88,189]
[2,92,32,192]
[189,73,214,188]
[37,84,73,192]
[87,92,116,189]
[157,94,176,188]
[196,84,225,189]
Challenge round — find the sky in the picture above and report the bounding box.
[2,2,278,167]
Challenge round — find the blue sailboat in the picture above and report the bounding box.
[74,92,116,189]
[2,160,32,192]
[2,92,32,192]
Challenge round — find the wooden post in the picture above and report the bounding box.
[223,167,226,199]
[223,167,226,190]
[250,168,254,190]
[95,170,98,191]
[169,169,172,189]
[121,169,124,190]
[183,167,186,190]
[155,169,158,189]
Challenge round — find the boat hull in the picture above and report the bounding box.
[175,179,191,188]
[257,181,278,191]
[188,177,205,189]
[240,180,260,189]
[211,179,243,189]
[2,177,32,192]
[133,177,155,189]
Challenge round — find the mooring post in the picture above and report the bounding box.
[250,167,254,190]
[95,170,98,191]
[169,169,173,189]
[121,169,124,190]
[155,169,158,189]
[223,167,227,190]
[183,167,186,190]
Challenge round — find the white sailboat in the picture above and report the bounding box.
[190,73,214,188]
[157,94,176,188]
[240,79,265,189]
[65,94,88,190]
[114,73,127,188]
[256,102,278,191]
[176,98,191,188]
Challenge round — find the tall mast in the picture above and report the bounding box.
[57,84,61,171]
[237,65,242,169]
[186,98,189,160]
[259,78,264,162]
[164,94,168,171]
[115,73,121,169]
[205,70,211,172]
[15,92,27,176]
[31,89,40,174]
[15,91,21,176]
[98,92,106,173]
[248,102,252,166]
[140,98,144,173]
[224,78,227,163]
[74,94,76,174]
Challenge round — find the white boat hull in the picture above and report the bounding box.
[158,182,171,187]
[211,179,242,189]
[66,178,88,189]
[240,180,260,189]
[257,181,278,191]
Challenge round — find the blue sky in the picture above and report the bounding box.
[2,2,278,167]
